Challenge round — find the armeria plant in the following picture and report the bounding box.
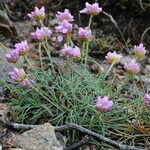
[0,2,150,149]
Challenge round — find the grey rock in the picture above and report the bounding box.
[14,21,33,39]
[140,75,150,91]
[120,56,132,65]
[143,65,150,74]
[0,45,14,78]
[12,123,63,150]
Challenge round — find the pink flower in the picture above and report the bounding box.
[70,46,81,58]
[15,40,29,56]
[78,27,92,41]
[144,94,150,108]
[56,9,74,22]
[5,49,19,63]
[62,44,81,58]
[124,59,140,74]
[19,78,33,88]
[133,43,146,58]
[31,27,52,41]
[55,20,72,35]
[9,68,26,82]
[27,7,45,21]
[95,96,113,112]
[105,51,122,64]
[79,2,102,16]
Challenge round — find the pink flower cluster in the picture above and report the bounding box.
[55,20,72,35]
[78,27,92,41]
[144,94,150,108]
[62,44,81,58]
[27,7,45,21]
[124,59,140,75]
[5,40,29,63]
[9,68,33,88]
[55,9,74,38]
[9,68,26,82]
[56,9,74,22]
[105,51,122,64]
[5,41,33,88]
[133,43,146,58]
[31,27,52,42]
[95,96,113,112]
[80,2,102,16]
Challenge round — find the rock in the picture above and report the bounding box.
[14,21,33,39]
[0,10,16,38]
[120,56,132,65]
[0,103,11,123]
[140,76,150,91]
[12,123,63,150]
[0,45,14,78]
[143,65,150,74]
[52,57,67,72]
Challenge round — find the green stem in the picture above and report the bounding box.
[104,63,115,78]
[38,43,43,70]
[42,42,55,73]
[85,41,89,69]
[15,62,21,68]
[39,20,44,27]
[66,34,71,45]
[81,42,86,64]
[88,15,93,28]
[24,56,36,71]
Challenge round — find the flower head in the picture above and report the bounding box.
[80,2,102,16]
[144,94,150,108]
[105,51,122,64]
[9,68,26,82]
[62,44,81,58]
[15,40,29,56]
[133,43,146,58]
[5,49,19,63]
[95,96,113,112]
[31,27,52,41]
[78,27,92,41]
[55,20,72,35]
[124,59,140,75]
[27,7,45,21]
[56,9,74,22]
[19,78,33,88]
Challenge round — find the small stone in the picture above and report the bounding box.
[120,56,132,65]
[12,123,63,150]
[0,103,11,124]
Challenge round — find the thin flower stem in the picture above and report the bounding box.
[38,43,43,71]
[66,34,71,45]
[39,20,44,27]
[24,55,36,71]
[81,42,86,64]
[15,62,21,68]
[85,41,89,69]
[104,63,115,78]
[69,38,74,47]
[41,42,55,72]
[88,15,93,28]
